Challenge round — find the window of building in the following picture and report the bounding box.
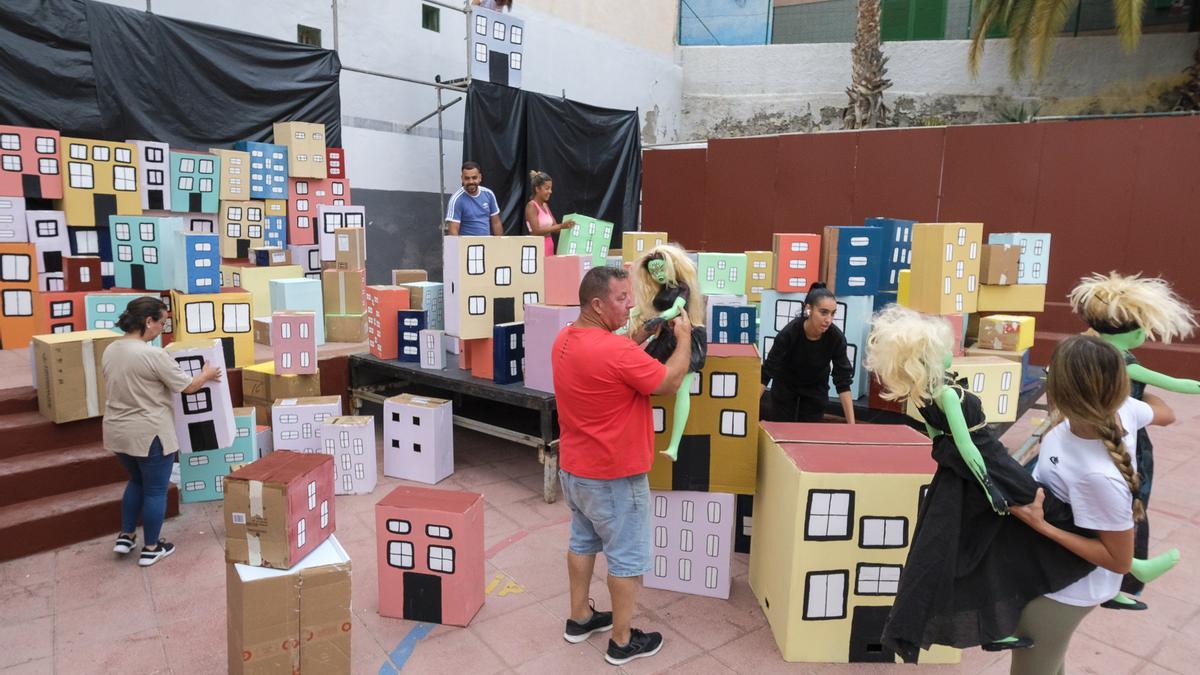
[719,409,746,437]
[114,222,132,241]
[860,517,907,548]
[711,372,738,398]
[281,353,293,369]
[0,134,18,151]
[856,564,902,596]
[523,292,539,306]
[136,221,156,242]
[247,207,262,221]
[494,266,511,286]
[332,182,344,196]
[654,495,668,518]
[146,168,164,186]
[299,322,309,339]
[654,525,667,548]
[468,295,485,315]
[38,157,58,175]
[226,223,242,238]
[474,42,488,62]
[247,224,262,239]
[707,500,722,524]
[520,245,538,274]
[466,245,485,275]
[199,177,213,193]
[68,162,94,189]
[429,545,455,573]
[678,558,693,582]
[145,146,163,163]
[652,406,665,433]
[307,481,317,509]
[426,524,452,539]
[775,299,804,331]
[142,247,158,264]
[115,147,132,164]
[320,500,329,528]
[510,51,523,70]
[680,529,693,552]
[184,480,205,492]
[177,176,194,191]
[681,499,695,523]
[188,454,209,467]
[297,24,322,46]
[116,244,133,262]
[185,301,216,333]
[183,390,212,414]
[91,145,110,162]
[198,159,214,174]
[806,490,853,540]
[50,301,71,318]
[34,219,59,238]
[2,289,32,317]
[804,571,848,620]
[2,156,21,172]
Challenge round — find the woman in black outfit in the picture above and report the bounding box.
[761,282,856,423]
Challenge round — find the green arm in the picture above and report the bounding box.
[938,388,1008,515]
[657,295,686,321]
[1127,363,1200,394]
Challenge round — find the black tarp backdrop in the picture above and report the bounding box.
[0,0,341,148]
[463,80,642,245]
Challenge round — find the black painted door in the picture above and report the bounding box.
[131,264,146,290]
[148,190,164,210]
[189,193,202,212]
[22,174,41,198]
[93,194,117,229]
[849,606,896,663]
[188,420,219,451]
[493,297,515,325]
[403,572,443,623]
[672,435,710,492]
[488,51,509,86]
[220,338,235,369]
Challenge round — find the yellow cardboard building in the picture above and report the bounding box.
[217,200,267,259]
[170,289,255,367]
[907,223,982,315]
[897,269,910,306]
[209,148,251,201]
[744,250,773,303]
[273,122,327,179]
[58,137,142,227]
[905,355,1022,424]
[219,262,303,318]
[647,344,761,494]
[621,231,667,264]
[749,422,958,665]
[442,235,544,340]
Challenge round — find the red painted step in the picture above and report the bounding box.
[0,386,37,416]
[0,442,127,508]
[0,411,103,460]
[0,482,180,562]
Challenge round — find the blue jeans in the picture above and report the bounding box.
[115,437,174,544]
[559,470,652,577]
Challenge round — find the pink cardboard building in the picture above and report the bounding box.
[419,328,445,370]
[166,339,236,453]
[643,490,736,599]
[375,485,484,626]
[523,304,578,393]
[323,415,377,495]
[271,311,317,374]
[224,451,335,569]
[544,255,590,306]
[383,393,453,485]
[0,125,63,200]
[272,396,342,454]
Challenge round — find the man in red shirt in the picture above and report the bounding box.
[552,266,692,666]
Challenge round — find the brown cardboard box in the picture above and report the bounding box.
[326,313,366,343]
[253,317,272,346]
[250,246,291,267]
[977,314,1035,352]
[226,534,352,675]
[223,451,335,569]
[391,269,428,285]
[321,269,364,315]
[32,330,120,423]
[980,244,1020,285]
[333,227,365,271]
[242,361,321,422]
[965,345,1028,364]
[977,284,1046,312]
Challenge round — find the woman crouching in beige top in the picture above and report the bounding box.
[103,297,221,567]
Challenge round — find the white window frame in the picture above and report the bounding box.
[859,517,907,548]
[428,545,455,573]
[804,571,848,620]
[806,490,852,540]
[185,301,216,333]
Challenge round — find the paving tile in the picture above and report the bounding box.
[53,628,167,674]
[474,601,568,667]
[0,550,56,588]
[665,653,737,674]
[710,626,812,675]
[160,610,226,674]
[54,589,157,651]
[0,657,53,674]
[1078,590,1197,657]
[479,477,541,507]
[1064,631,1146,674]
[655,593,753,651]
[0,616,52,669]
[395,624,508,675]
[513,640,612,675]
[0,580,54,622]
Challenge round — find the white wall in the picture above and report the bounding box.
[681,33,1197,138]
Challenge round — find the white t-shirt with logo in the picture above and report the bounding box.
[1033,397,1152,607]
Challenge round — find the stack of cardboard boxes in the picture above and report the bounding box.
[322,224,367,342]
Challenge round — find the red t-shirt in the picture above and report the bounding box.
[552,325,667,479]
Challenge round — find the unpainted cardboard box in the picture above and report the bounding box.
[391,269,428,285]
[227,534,351,674]
[322,269,364,315]
[980,244,1020,285]
[333,227,365,271]
[32,329,119,423]
[224,450,335,569]
[326,313,366,343]
[242,361,321,422]
[977,314,1035,352]
[253,317,272,346]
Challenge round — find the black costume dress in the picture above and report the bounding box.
[881,378,1095,663]
[643,283,707,371]
[1122,350,1153,595]
[761,319,854,422]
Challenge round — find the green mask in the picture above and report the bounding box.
[648,259,667,284]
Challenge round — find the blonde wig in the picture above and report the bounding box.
[1046,335,1143,521]
[864,304,955,404]
[1069,271,1197,344]
[631,244,705,334]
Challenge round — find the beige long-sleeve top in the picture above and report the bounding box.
[102,338,193,457]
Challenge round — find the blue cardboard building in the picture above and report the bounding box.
[233,141,289,200]
[493,321,525,385]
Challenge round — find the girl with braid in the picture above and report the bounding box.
[1009,335,1178,674]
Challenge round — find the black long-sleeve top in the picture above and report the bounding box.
[761,318,854,398]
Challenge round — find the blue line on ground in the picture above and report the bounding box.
[382,621,437,672]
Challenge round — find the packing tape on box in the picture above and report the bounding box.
[247,480,265,565]
[247,532,262,567]
[81,338,98,417]
[249,480,264,518]
[338,275,347,314]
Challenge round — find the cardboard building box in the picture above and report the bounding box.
[543,254,590,306]
[270,278,325,345]
[907,222,982,315]
[226,534,351,675]
[383,393,454,484]
[557,214,614,267]
[398,281,444,331]
[643,490,736,599]
[905,355,1022,424]
[622,231,667,263]
[223,450,335,569]
[821,226,883,296]
[62,255,102,292]
[772,233,820,292]
[316,205,365,262]
[253,317,272,345]
[976,283,1046,313]
[323,416,377,495]
[166,339,237,452]
[271,311,318,375]
[988,232,1051,285]
[744,250,774,303]
[364,285,411,359]
[391,269,428,285]
[241,361,321,425]
[977,314,1035,352]
[322,269,363,315]
[326,313,367,343]
[333,226,366,271]
[32,329,119,423]
[272,396,342,455]
[419,328,446,370]
[523,304,579,393]
[251,246,290,267]
[863,217,915,293]
[697,253,749,296]
[180,407,259,504]
[979,244,1020,286]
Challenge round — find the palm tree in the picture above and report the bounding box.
[969,0,1146,79]
[844,0,892,128]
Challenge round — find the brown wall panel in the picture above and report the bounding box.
[702,136,781,251]
[852,126,944,224]
[772,131,857,235]
[641,147,708,250]
[1124,116,1200,289]
[940,123,1044,233]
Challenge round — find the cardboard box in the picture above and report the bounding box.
[333,227,366,270]
[744,250,774,303]
[544,254,590,306]
[34,291,88,335]
[749,422,956,664]
[232,140,289,201]
[988,232,1051,285]
[271,311,317,375]
[758,289,808,360]
[466,337,494,380]
[622,231,667,263]
[375,485,483,625]
[287,177,350,247]
[25,209,70,292]
[109,214,185,291]
[180,407,259,503]
[391,269,428,285]
[31,330,119,423]
[326,313,367,343]
[322,269,364,315]
[323,416,377,495]
[273,121,327,179]
[557,214,614,267]
[398,310,427,363]
[241,361,321,424]
[256,424,273,455]
[0,125,62,200]
[443,235,545,339]
[210,148,252,201]
[58,137,142,227]
[866,373,906,414]
[269,278,325,345]
[492,322,525,385]
[523,304,579,393]
[253,317,272,345]
[908,222,983,315]
[327,147,345,179]
[62,255,102,292]
[906,355,1022,423]
[976,283,1046,313]
[977,314,1035,352]
[226,535,351,674]
[223,450,335,569]
[896,269,910,306]
[863,217,915,292]
[272,396,342,455]
[821,225,883,296]
[398,281,444,331]
[964,345,1029,364]
[383,394,454,484]
[251,246,290,267]
[772,233,820,292]
[167,339,237,452]
[170,289,256,368]
[170,150,219,215]
[175,231,222,294]
[290,244,322,279]
[419,329,446,370]
[364,285,411,359]
[697,253,749,296]
[979,244,1020,286]
[711,304,757,346]
[219,262,303,318]
[316,205,365,262]
[643,490,736,599]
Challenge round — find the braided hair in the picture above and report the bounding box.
[1046,335,1144,521]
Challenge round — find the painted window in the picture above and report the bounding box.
[429,545,455,573]
[804,571,847,620]
[521,245,537,274]
[719,410,746,437]
[856,564,902,595]
[859,517,907,548]
[185,301,215,333]
[386,519,410,534]
[68,162,94,189]
[806,490,852,540]
[467,245,485,275]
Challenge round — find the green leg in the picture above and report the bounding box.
[1130,548,1180,584]
[661,372,694,461]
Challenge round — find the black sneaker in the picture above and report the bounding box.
[138,540,175,567]
[605,628,663,666]
[113,533,137,555]
[564,599,613,643]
